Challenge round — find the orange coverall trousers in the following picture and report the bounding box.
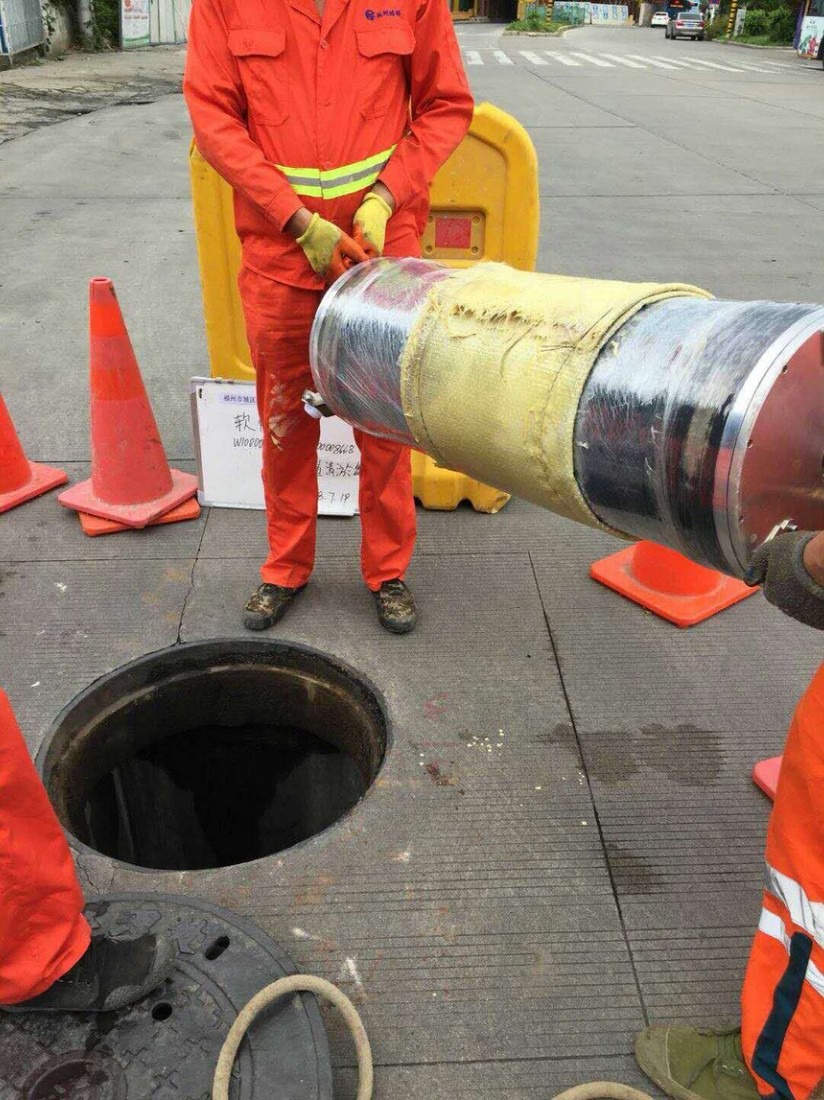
[742,660,824,1099]
[239,266,416,591]
[0,690,89,1005]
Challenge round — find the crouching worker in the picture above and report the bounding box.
[0,691,174,1012]
[636,530,824,1100]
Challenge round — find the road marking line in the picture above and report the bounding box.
[568,51,615,67]
[731,60,777,72]
[651,55,703,67]
[465,50,483,65]
[655,55,745,72]
[600,53,647,68]
[545,51,582,65]
[629,54,680,69]
[520,50,549,65]
[493,49,514,64]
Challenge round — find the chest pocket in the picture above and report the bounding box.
[228,29,290,126]
[355,24,415,120]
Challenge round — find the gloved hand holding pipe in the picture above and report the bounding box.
[288,185,394,284]
[309,257,824,579]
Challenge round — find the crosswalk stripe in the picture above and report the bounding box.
[458,46,810,74]
[651,55,721,70]
[656,54,744,71]
[732,60,776,72]
[569,51,614,67]
[628,54,679,69]
[600,53,647,68]
[544,51,581,65]
[519,50,549,65]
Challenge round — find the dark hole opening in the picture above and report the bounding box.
[151,1002,173,1022]
[204,935,231,960]
[40,641,388,873]
[85,722,366,870]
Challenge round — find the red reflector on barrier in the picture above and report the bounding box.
[434,217,473,250]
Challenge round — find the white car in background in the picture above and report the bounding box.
[651,10,669,24]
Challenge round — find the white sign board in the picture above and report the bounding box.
[190,377,359,516]
[121,0,150,47]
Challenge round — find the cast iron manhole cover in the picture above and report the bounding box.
[0,894,333,1099]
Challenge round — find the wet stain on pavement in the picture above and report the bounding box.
[605,841,664,895]
[586,723,722,788]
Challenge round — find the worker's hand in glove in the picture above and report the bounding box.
[353,190,394,259]
[745,529,824,630]
[296,213,368,285]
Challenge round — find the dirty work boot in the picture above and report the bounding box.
[243,583,306,631]
[373,579,417,634]
[1,933,176,1013]
[635,1024,760,1100]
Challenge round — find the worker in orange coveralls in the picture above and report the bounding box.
[636,530,824,1100]
[183,0,473,634]
[0,690,175,1013]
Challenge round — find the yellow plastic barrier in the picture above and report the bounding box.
[189,102,539,512]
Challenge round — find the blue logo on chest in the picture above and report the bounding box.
[364,7,401,18]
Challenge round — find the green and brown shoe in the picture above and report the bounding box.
[243,583,306,631]
[635,1025,760,1100]
[373,579,417,635]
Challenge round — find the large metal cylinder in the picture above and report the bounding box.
[310,259,824,577]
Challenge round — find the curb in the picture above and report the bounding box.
[502,26,571,35]
[719,38,795,50]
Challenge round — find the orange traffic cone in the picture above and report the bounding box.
[753,755,782,800]
[590,540,757,627]
[78,497,201,537]
[58,278,197,528]
[0,394,68,514]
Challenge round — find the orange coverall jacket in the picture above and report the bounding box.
[184,0,474,289]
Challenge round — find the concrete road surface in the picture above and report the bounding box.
[1,26,824,1098]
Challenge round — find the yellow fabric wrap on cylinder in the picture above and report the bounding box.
[399,263,712,529]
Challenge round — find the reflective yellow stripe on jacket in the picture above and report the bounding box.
[276,145,397,200]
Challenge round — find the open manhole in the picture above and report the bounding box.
[38,640,388,871]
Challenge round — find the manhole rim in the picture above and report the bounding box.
[36,637,392,875]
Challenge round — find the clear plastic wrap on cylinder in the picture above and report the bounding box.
[310,258,824,577]
[310,258,450,446]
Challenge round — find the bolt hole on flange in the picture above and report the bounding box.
[38,641,388,873]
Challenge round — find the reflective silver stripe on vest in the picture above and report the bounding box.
[765,862,824,949]
[276,145,397,200]
[758,907,824,997]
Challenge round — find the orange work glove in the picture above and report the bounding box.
[353,192,393,259]
[296,213,368,285]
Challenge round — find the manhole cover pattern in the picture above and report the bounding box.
[0,895,333,1100]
